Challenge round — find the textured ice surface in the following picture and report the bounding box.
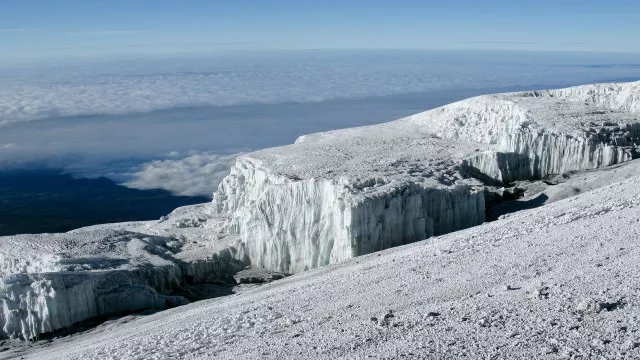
[0,205,248,340]
[216,135,489,274]
[214,81,640,273]
[409,83,640,181]
[1,81,639,340]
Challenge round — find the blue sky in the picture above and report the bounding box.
[1,0,640,60]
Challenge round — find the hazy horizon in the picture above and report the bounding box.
[2,0,640,62]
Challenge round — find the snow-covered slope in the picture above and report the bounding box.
[16,162,640,359]
[1,81,639,341]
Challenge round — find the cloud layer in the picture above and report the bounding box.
[2,50,640,125]
[124,152,242,197]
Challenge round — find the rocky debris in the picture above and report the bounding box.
[576,297,625,315]
[371,310,395,327]
[528,283,551,299]
[173,217,208,228]
[623,339,640,350]
[233,268,289,284]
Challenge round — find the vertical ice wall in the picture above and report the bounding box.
[213,82,640,274]
[409,84,640,183]
[463,130,634,183]
[500,129,634,180]
[347,184,484,257]
[0,270,187,340]
[0,235,248,340]
[215,159,484,274]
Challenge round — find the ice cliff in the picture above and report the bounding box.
[216,144,487,274]
[214,81,640,273]
[0,220,248,340]
[1,81,639,340]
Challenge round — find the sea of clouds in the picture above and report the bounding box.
[1,50,640,196]
[124,152,243,197]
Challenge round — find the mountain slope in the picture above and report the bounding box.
[17,167,640,359]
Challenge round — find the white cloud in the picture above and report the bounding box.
[1,51,638,126]
[124,152,243,197]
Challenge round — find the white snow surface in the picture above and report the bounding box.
[14,158,640,359]
[1,81,640,342]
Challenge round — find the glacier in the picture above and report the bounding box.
[1,81,639,340]
[214,81,640,273]
[0,214,249,340]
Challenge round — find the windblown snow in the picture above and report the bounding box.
[1,81,639,346]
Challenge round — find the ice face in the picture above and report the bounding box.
[216,159,485,274]
[0,227,247,340]
[29,169,640,360]
[213,81,640,274]
[215,125,492,273]
[1,271,187,341]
